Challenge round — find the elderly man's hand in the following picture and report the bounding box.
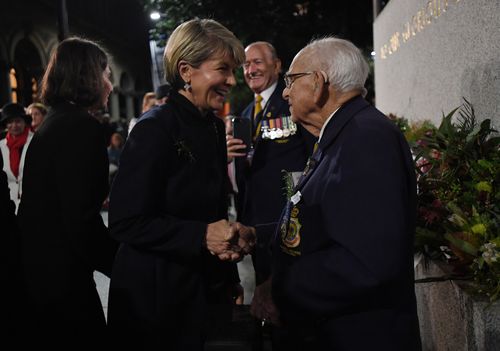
[226,134,247,163]
[230,222,256,255]
[250,277,281,326]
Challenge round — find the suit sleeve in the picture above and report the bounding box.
[253,222,278,284]
[56,117,117,277]
[109,116,207,259]
[280,123,416,321]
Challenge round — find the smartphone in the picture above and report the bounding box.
[232,116,252,153]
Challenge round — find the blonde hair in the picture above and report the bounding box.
[141,92,156,113]
[27,102,48,116]
[163,18,244,89]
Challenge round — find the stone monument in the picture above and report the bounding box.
[374,0,500,126]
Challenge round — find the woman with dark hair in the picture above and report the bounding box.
[17,37,118,347]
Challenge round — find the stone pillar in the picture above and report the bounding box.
[415,257,500,350]
[109,92,120,122]
[125,95,135,119]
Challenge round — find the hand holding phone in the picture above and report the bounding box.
[231,116,252,154]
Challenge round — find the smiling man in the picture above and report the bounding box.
[226,41,315,347]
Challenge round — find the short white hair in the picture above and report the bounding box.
[300,37,369,96]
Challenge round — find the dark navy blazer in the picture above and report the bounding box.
[236,79,315,283]
[271,96,421,350]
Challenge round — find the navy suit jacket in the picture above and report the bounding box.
[271,96,421,350]
[236,79,315,283]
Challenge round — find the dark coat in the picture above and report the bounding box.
[17,101,117,347]
[107,92,237,349]
[237,79,315,283]
[271,96,421,350]
[0,157,21,342]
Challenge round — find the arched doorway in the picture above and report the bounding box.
[11,38,43,106]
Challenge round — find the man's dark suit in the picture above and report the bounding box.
[271,96,421,350]
[236,79,315,283]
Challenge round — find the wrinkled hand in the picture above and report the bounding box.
[250,277,281,326]
[230,222,256,255]
[206,220,241,261]
[226,134,247,163]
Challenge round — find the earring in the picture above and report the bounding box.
[183,82,192,91]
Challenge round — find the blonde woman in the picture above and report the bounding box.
[107,19,253,349]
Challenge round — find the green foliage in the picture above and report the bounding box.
[281,170,295,200]
[398,99,500,301]
[143,0,373,66]
[141,0,374,110]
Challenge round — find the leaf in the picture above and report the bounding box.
[491,237,500,247]
[476,256,485,269]
[447,202,467,218]
[444,232,479,256]
[438,107,459,137]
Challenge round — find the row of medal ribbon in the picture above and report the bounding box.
[260,116,298,140]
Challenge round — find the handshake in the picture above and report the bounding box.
[205,220,256,262]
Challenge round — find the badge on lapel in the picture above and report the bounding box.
[280,205,302,256]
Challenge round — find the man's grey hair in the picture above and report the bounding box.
[300,37,369,96]
[246,41,279,61]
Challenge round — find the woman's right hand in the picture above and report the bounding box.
[205,219,241,261]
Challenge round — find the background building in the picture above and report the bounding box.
[0,0,153,123]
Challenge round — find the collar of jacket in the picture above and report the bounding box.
[293,95,370,192]
[169,91,217,125]
[317,95,370,154]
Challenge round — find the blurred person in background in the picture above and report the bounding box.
[128,91,156,135]
[26,102,48,132]
[17,37,118,348]
[155,82,172,105]
[0,102,33,211]
[107,132,124,184]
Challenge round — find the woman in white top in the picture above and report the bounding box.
[0,102,34,211]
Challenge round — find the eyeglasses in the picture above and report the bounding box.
[283,71,314,89]
[283,70,329,89]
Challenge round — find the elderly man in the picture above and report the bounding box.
[252,37,421,350]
